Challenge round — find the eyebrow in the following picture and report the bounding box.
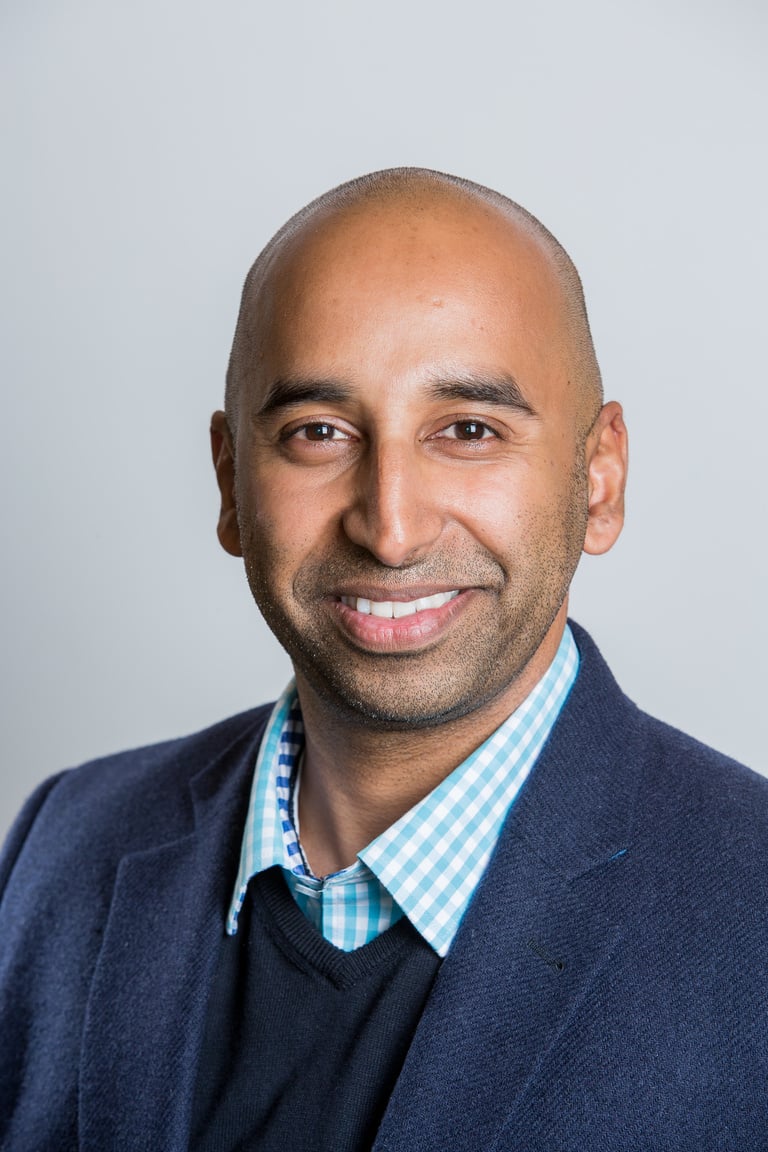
[256,377,354,418]
[425,372,537,417]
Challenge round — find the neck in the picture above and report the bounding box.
[294,618,566,876]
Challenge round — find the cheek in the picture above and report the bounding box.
[447,463,550,548]
[452,455,586,570]
[238,471,341,583]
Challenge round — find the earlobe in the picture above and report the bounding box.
[210,410,243,557]
[583,401,628,556]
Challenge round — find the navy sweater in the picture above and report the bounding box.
[190,869,440,1151]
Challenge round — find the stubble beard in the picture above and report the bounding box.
[241,492,587,733]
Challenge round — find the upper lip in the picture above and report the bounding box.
[332,585,469,602]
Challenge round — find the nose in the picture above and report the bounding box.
[341,439,445,567]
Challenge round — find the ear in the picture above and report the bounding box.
[210,410,243,557]
[583,401,628,556]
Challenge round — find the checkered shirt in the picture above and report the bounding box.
[227,624,578,957]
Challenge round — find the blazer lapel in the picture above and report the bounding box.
[374,626,643,1152]
[78,719,265,1152]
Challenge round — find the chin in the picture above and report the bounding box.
[296,652,515,732]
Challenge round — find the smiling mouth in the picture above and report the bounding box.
[338,590,460,618]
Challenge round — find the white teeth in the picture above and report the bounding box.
[340,590,459,618]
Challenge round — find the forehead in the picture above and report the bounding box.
[248,196,576,409]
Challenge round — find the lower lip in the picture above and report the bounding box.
[330,591,472,652]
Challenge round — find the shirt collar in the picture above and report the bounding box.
[227,625,579,953]
[226,688,303,934]
[359,625,578,953]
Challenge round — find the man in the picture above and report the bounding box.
[1,168,766,1151]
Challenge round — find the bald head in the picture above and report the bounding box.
[225,167,603,440]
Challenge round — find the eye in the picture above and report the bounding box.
[288,422,352,442]
[440,420,497,441]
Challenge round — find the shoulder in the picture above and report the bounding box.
[571,619,765,796]
[638,706,767,810]
[570,620,768,894]
[0,705,274,895]
[633,709,768,893]
[33,703,272,822]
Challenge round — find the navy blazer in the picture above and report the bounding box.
[2,623,767,1151]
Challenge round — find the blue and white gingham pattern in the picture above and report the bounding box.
[226,687,305,935]
[287,866,401,952]
[227,625,578,955]
[275,698,304,871]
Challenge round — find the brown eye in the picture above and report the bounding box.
[455,421,490,440]
[304,423,335,441]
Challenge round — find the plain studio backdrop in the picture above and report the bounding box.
[1,0,766,841]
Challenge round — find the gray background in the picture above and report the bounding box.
[2,0,766,842]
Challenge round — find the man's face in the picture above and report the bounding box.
[219,200,606,729]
